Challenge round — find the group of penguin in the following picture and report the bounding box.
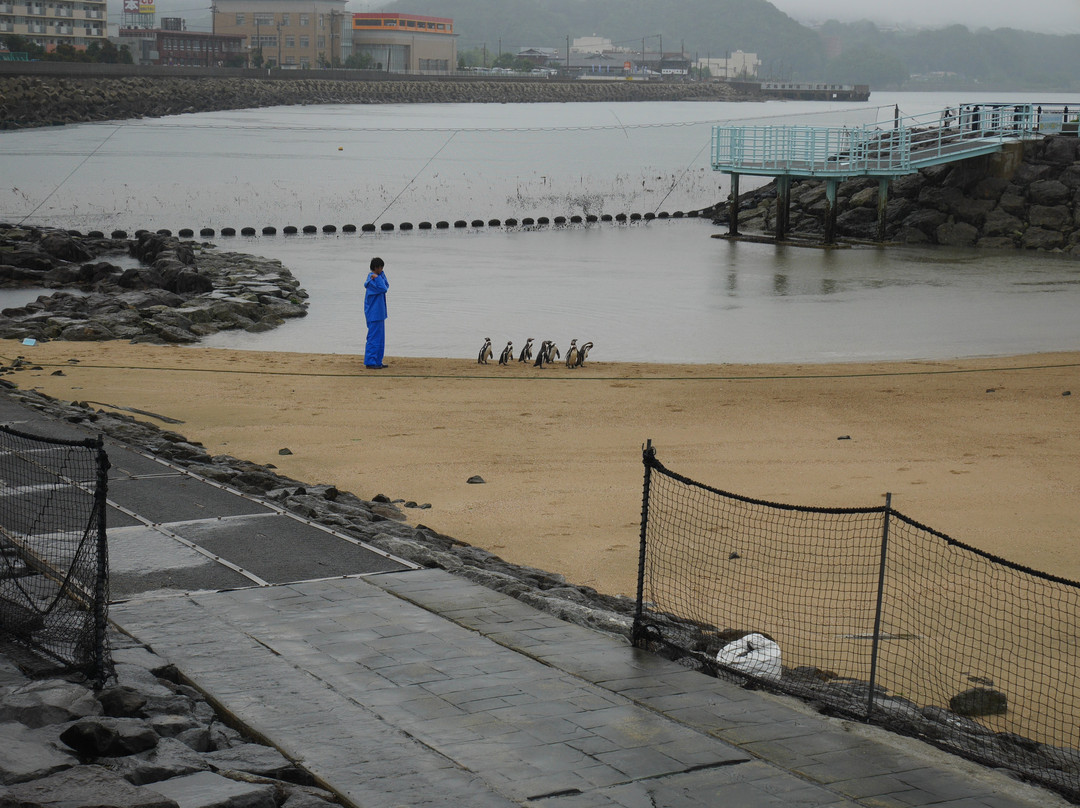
[477,337,593,368]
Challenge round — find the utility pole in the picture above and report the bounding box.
[565,34,569,70]
[276,19,281,68]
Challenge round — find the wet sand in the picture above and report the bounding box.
[5,339,1078,598]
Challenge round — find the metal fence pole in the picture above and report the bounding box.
[632,439,656,647]
[866,492,892,719]
[92,437,111,687]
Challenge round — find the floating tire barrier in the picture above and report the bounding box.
[362,223,376,232]
[220,227,236,236]
[87,230,104,238]
[399,222,413,231]
[657,212,669,219]
[111,230,127,238]
[522,217,535,226]
[419,222,432,230]
[66,229,81,236]
[554,216,566,224]
[688,210,699,217]
[488,219,501,227]
[630,213,642,221]
[586,214,598,223]
[600,214,613,222]
[536,216,549,225]
[454,220,467,228]
[504,218,518,226]
[381,223,395,231]
[643,212,655,221]
[570,215,582,224]
[302,225,318,234]
[672,211,684,218]
[323,225,337,233]
[241,227,257,236]
[471,219,484,227]
[262,226,276,235]
[156,229,172,236]
[283,225,298,234]
[178,228,194,238]
[200,227,215,237]
[615,213,627,222]
[342,224,356,233]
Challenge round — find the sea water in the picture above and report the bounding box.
[2,90,1079,363]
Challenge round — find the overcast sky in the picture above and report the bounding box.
[767,0,1080,34]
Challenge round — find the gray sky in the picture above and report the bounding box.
[768,0,1080,34]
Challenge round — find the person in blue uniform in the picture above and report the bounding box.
[364,257,389,369]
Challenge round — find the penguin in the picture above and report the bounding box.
[477,337,492,364]
[533,340,551,367]
[517,337,534,363]
[565,339,579,368]
[575,341,594,367]
[498,341,513,365]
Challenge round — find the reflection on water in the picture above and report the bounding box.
[195,221,1080,364]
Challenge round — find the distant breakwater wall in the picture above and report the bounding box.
[722,136,1080,255]
[0,72,746,129]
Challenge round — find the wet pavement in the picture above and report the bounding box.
[0,389,1069,808]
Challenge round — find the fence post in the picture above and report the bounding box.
[866,492,892,719]
[91,437,111,687]
[632,439,656,647]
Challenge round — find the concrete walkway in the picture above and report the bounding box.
[1,390,1068,808]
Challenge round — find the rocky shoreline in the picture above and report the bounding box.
[0,74,745,129]
[0,226,308,344]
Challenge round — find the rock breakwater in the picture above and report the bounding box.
[0,226,308,344]
[0,74,744,129]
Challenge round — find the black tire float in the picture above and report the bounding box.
[471,219,484,227]
[362,223,376,232]
[303,225,317,234]
[504,218,518,226]
[111,230,127,238]
[600,214,612,222]
[200,227,215,236]
[283,226,298,234]
[454,220,467,228]
[522,217,535,226]
[381,222,394,231]
[488,219,501,227]
[178,228,194,237]
[342,224,356,233]
[586,215,598,222]
[399,222,413,230]
[615,213,627,222]
[87,230,104,238]
[436,221,449,229]
[323,225,337,233]
[262,226,276,235]
[241,227,256,235]
[221,227,236,236]
[419,222,432,230]
[156,229,172,236]
[554,216,566,224]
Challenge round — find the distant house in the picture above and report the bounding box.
[516,47,560,67]
[119,19,244,66]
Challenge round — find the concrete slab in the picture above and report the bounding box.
[107,476,274,524]
[168,514,408,582]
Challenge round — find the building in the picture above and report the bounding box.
[350,13,455,74]
[0,0,107,52]
[119,18,245,66]
[212,0,349,68]
[697,51,761,80]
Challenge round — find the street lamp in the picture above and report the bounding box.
[276,20,282,68]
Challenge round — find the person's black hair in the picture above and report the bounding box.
[370,257,384,270]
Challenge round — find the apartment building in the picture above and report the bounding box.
[0,0,107,51]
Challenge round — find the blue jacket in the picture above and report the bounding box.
[364,272,389,322]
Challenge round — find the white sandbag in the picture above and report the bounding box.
[716,633,781,682]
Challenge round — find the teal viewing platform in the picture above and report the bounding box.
[711,103,1068,243]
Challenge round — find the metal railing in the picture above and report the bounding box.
[712,103,1051,178]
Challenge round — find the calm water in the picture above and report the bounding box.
[3,91,1080,363]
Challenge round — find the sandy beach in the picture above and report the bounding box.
[4,339,1077,598]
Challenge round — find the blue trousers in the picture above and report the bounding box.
[365,319,385,367]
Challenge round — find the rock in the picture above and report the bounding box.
[0,765,179,808]
[949,687,1008,716]
[0,680,102,728]
[935,220,979,247]
[0,721,79,785]
[59,716,160,757]
[1028,178,1070,206]
[98,685,149,718]
[149,771,275,808]
[101,737,209,786]
[467,475,486,484]
[204,743,298,779]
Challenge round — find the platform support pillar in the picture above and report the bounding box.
[728,173,740,236]
[775,175,791,241]
[876,177,890,243]
[823,178,839,245]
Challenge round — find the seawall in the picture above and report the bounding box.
[0,67,747,129]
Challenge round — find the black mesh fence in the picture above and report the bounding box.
[0,423,111,685]
[633,444,1080,800]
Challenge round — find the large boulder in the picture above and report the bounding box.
[0,680,102,728]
